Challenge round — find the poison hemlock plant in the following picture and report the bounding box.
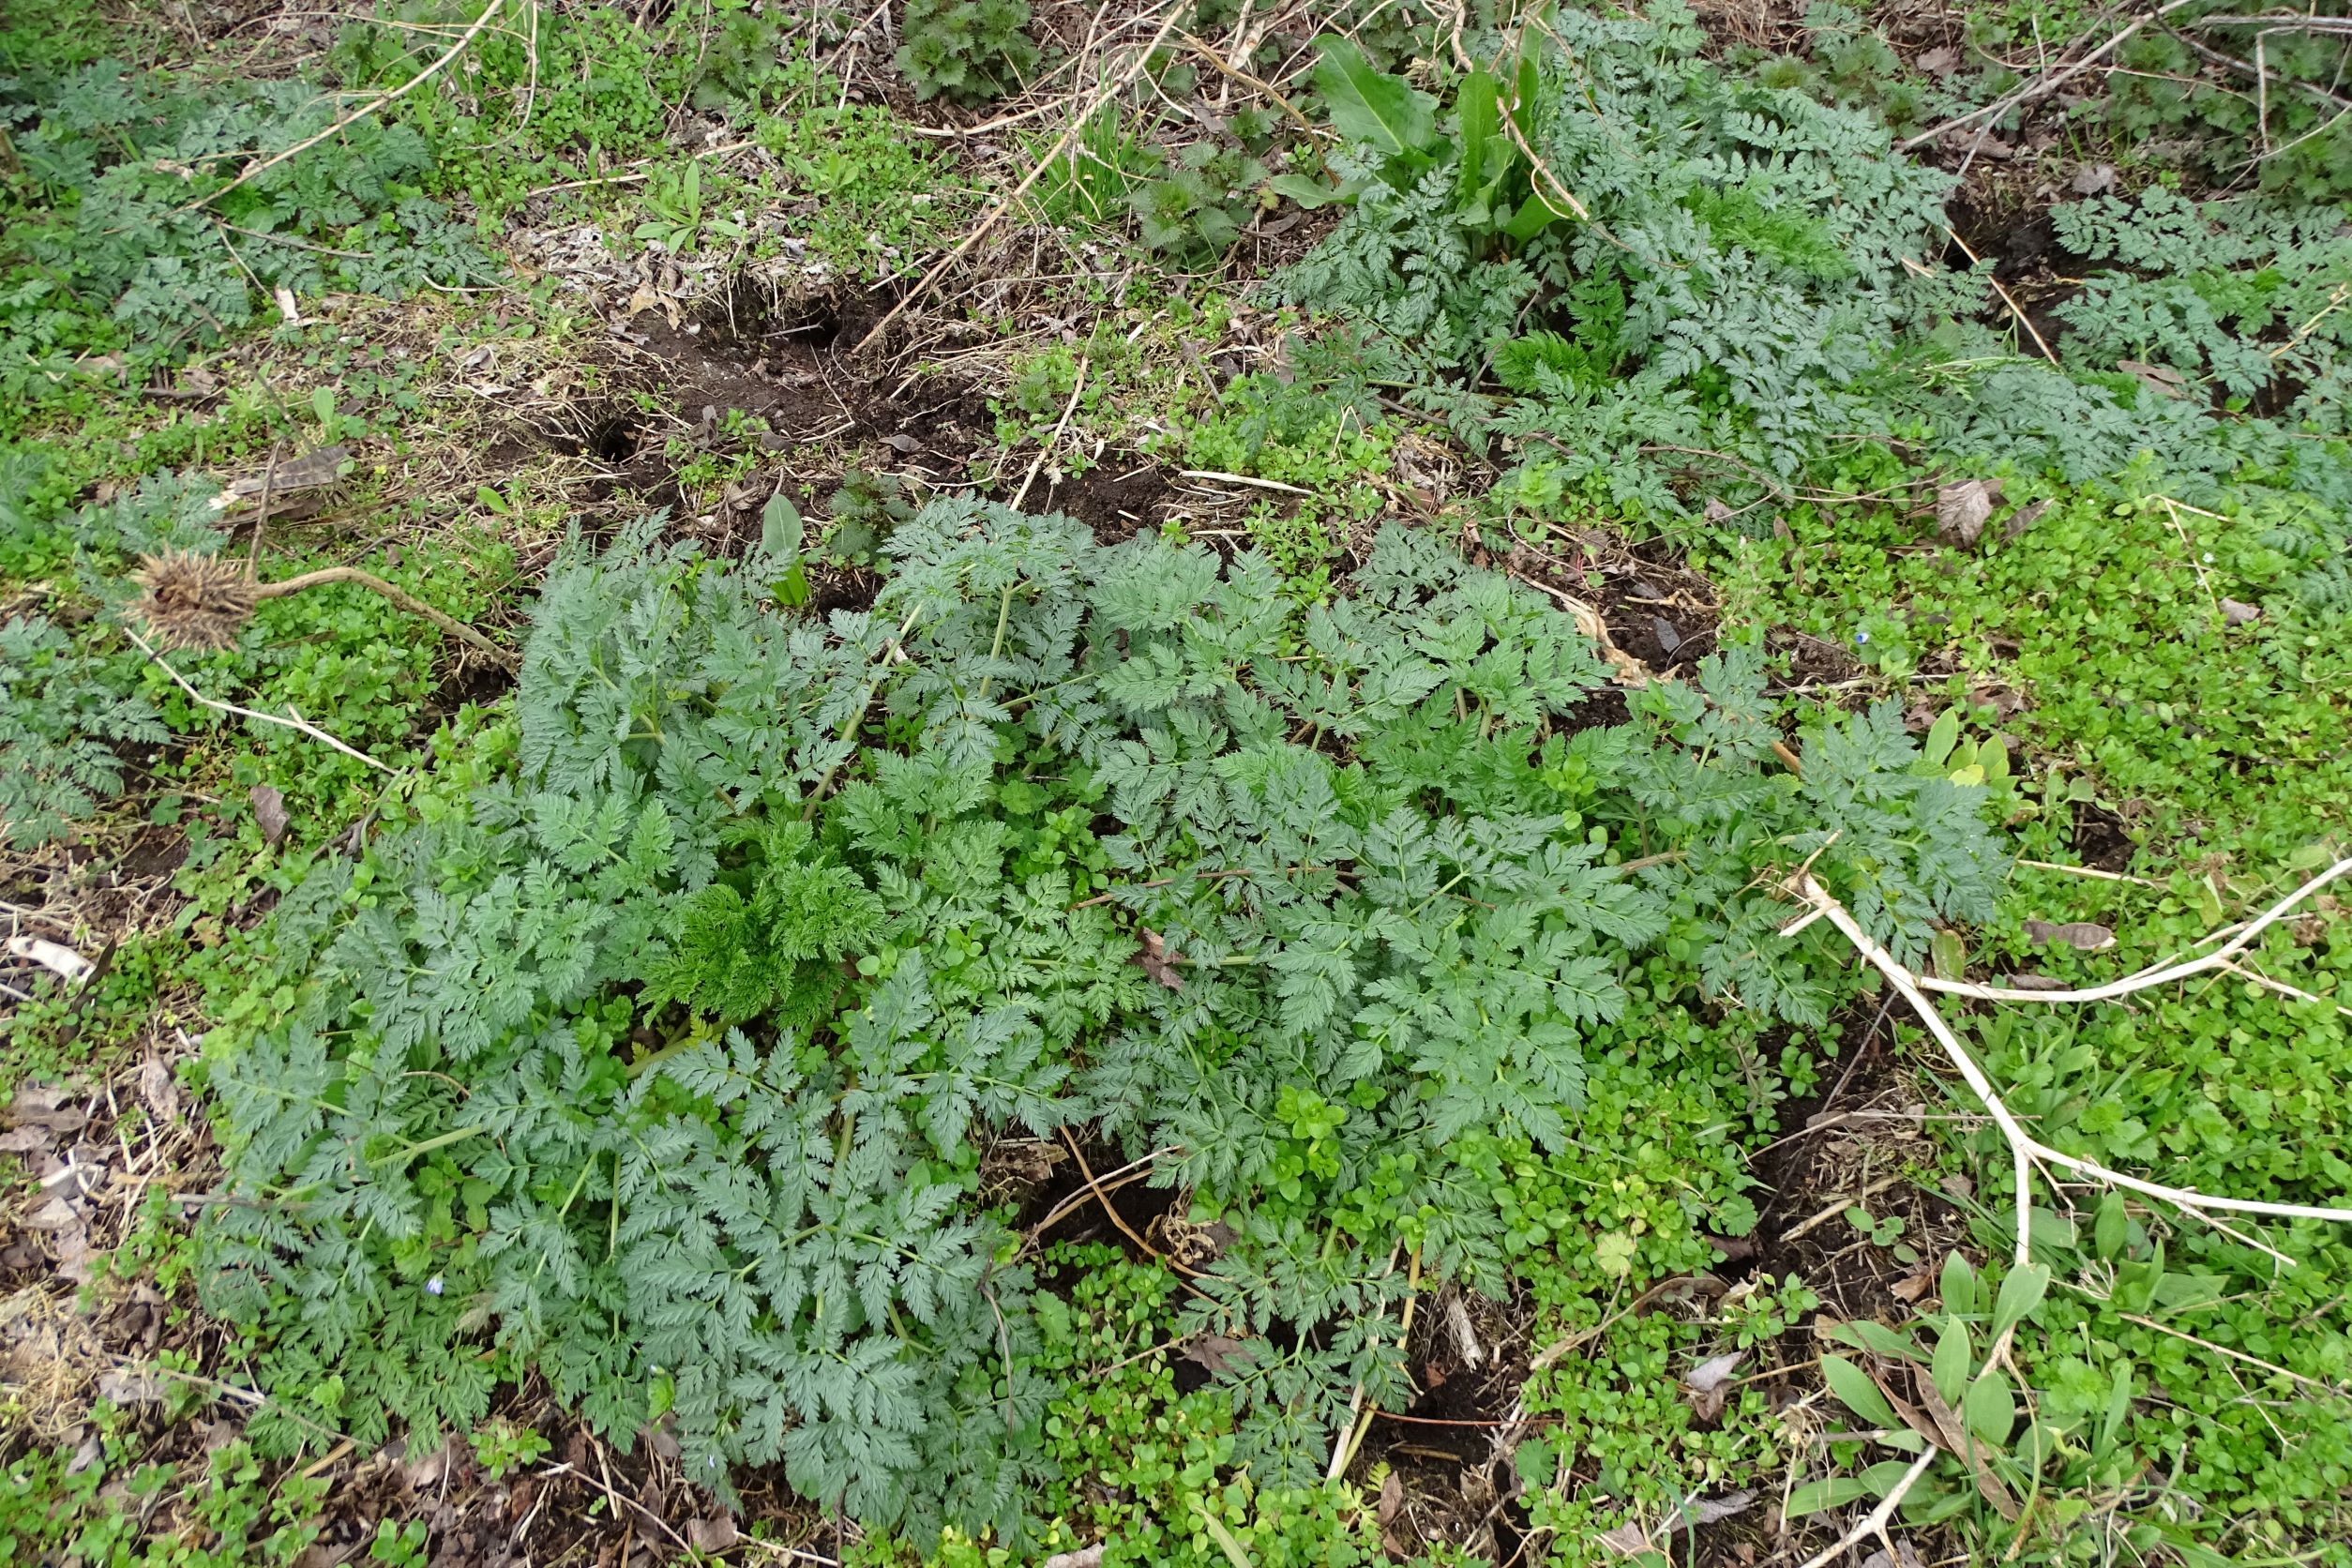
[0,614,160,850]
[1276,3,2352,552]
[200,501,1999,1537]
[0,56,494,428]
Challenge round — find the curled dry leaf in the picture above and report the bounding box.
[1683,1350,1743,1419]
[2118,360,2189,399]
[1935,479,1997,548]
[1596,1521,1652,1557]
[1679,1492,1756,1528]
[2002,499,2052,541]
[1911,1367,2021,1518]
[1133,928,1184,989]
[1859,1541,1926,1568]
[686,1515,739,1553]
[1598,1491,1756,1555]
[401,1434,463,1492]
[8,1082,71,1118]
[2220,598,2261,626]
[249,785,289,848]
[139,1059,180,1126]
[1041,1546,1107,1568]
[98,1365,167,1405]
[1444,1290,1485,1370]
[26,1196,82,1231]
[2070,161,2117,195]
[2024,918,2118,952]
[1180,1333,1255,1377]
[216,445,349,506]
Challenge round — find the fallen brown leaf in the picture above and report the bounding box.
[2118,359,2189,398]
[1180,1333,1256,1377]
[1683,1350,1743,1421]
[249,785,289,848]
[98,1365,167,1405]
[1596,1521,1652,1557]
[1133,928,1184,989]
[2025,918,2117,952]
[139,1058,180,1126]
[1914,1369,2021,1519]
[686,1515,738,1553]
[1936,480,1997,549]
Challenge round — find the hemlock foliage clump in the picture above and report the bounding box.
[0,49,494,430]
[200,499,2001,1534]
[0,613,159,850]
[1278,1,2352,580]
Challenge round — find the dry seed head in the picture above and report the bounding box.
[128,550,257,652]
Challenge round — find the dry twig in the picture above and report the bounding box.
[1778,854,2352,1560]
[127,628,400,776]
[1898,1,2206,153]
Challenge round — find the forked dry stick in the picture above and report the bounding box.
[1897,0,2204,153]
[128,551,516,667]
[1785,858,2352,1565]
[1914,853,2352,1007]
[127,627,399,776]
[1792,867,2352,1272]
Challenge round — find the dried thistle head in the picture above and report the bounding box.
[128,550,256,652]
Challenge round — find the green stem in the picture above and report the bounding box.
[626,1033,702,1079]
[535,1156,596,1281]
[369,1123,486,1167]
[975,580,1017,701]
[803,603,924,817]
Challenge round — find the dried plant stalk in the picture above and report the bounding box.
[128,552,513,667]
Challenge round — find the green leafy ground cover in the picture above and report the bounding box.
[3,3,2349,1566]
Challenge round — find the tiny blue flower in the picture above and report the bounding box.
[425,1275,444,1296]
[1853,630,1871,645]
